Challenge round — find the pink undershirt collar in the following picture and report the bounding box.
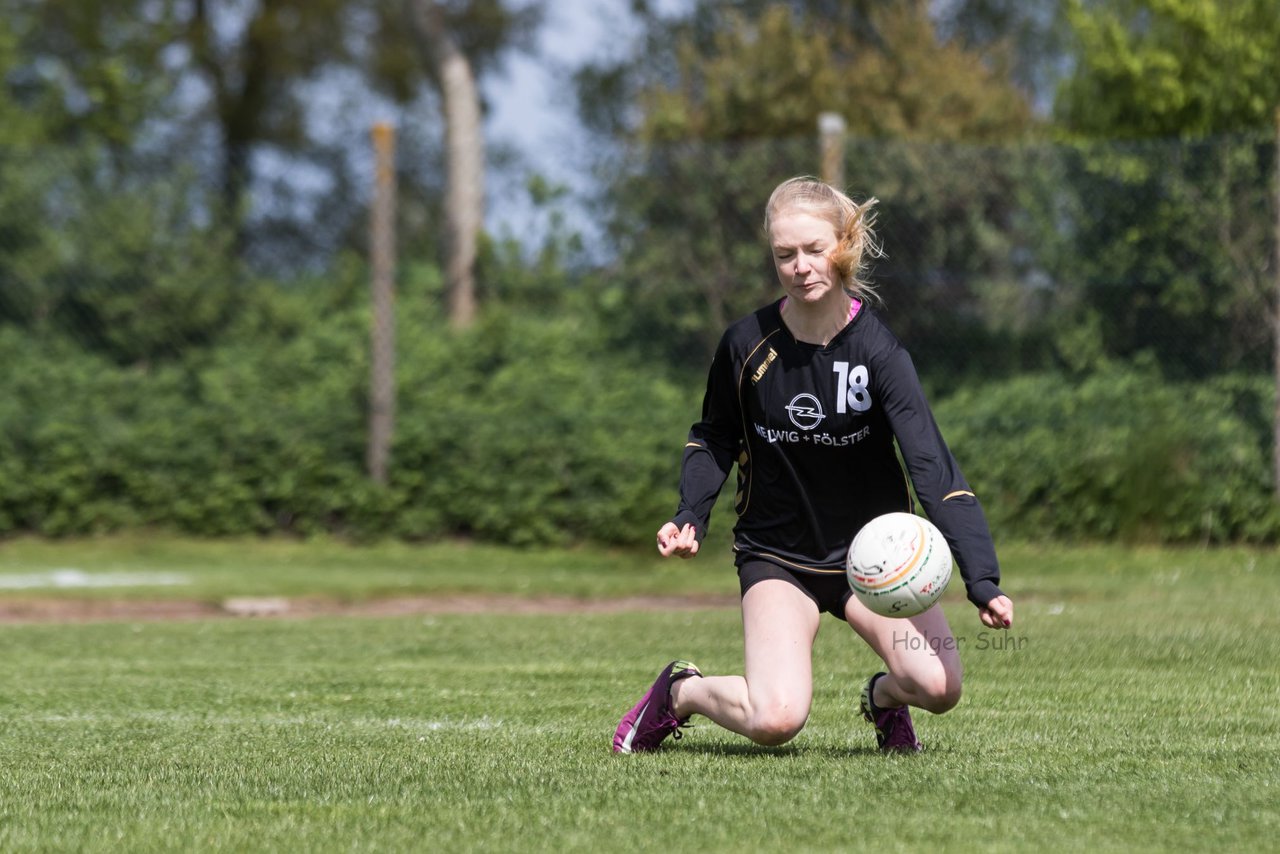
[779,296,862,323]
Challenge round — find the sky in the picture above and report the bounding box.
[285,0,694,251]
[479,0,689,241]
[479,0,614,240]
[484,0,613,174]
[290,0,685,251]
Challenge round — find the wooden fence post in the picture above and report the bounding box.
[368,121,397,485]
[1272,107,1280,499]
[819,112,846,187]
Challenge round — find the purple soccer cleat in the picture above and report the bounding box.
[860,671,923,753]
[612,660,702,753]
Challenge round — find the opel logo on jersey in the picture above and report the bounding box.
[785,393,826,430]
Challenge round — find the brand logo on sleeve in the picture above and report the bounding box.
[750,347,778,384]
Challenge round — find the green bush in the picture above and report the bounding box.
[936,366,1280,543]
[0,283,696,545]
[3,294,1278,546]
[387,304,693,545]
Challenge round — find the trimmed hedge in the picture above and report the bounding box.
[0,294,696,545]
[1,305,1277,545]
[935,368,1280,544]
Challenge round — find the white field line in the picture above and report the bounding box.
[23,710,504,735]
[0,569,190,589]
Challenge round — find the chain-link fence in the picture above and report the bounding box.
[1,128,1277,541]
[1,129,1275,378]
[587,128,1278,383]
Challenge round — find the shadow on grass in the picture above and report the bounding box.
[663,740,912,759]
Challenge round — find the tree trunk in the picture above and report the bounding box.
[190,0,278,254]
[408,0,484,330]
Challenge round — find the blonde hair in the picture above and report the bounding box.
[763,176,882,302]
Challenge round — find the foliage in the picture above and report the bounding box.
[0,14,249,365]
[1047,0,1280,379]
[1057,0,1280,137]
[386,297,693,545]
[845,137,1064,379]
[576,1,1038,364]
[0,149,245,365]
[2,0,542,271]
[1048,135,1275,377]
[2,0,183,151]
[0,262,696,545]
[367,0,544,100]
[937,365,1280,543]
[637,3,1026,143]
[1,277,1277,545]
[587,136,812,365]
[0,18,44,145]
[935,0,1071,108]
[2,0,1280,548]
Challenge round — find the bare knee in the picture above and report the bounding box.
[898,671,962,714]
[921,674,962,714]
[746,706,808,746]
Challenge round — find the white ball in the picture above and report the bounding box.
[846,512,953,618]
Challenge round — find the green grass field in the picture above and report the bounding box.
[0,536,1277,852]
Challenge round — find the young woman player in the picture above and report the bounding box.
[612,176,1014,754]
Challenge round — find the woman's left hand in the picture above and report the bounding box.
[979,595,1014,629]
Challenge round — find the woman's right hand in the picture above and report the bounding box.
[656,522,700,558]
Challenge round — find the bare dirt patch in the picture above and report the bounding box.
[0,593,739,625]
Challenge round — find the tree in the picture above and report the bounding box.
[576,1,1037,366]
[1052,0,1280,492]
[0,5,245,364]
[407,0,486,330]
[4,0,367,270]
[368,0,542,329]
[1046,0,1280,376]
[1,0,180,154]
[1057,0,1280,138]
[186,0,353,251]
[0,14,59,327]
[934,0,1071,113]
[5,0,545,316]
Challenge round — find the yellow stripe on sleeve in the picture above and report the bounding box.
[943,490,976,501]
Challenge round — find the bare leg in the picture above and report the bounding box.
[670,579,821,746]
[843,594,963,714]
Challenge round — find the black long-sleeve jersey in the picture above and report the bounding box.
[670,299,1004,609]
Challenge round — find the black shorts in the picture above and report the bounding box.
[736,558,854,621]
